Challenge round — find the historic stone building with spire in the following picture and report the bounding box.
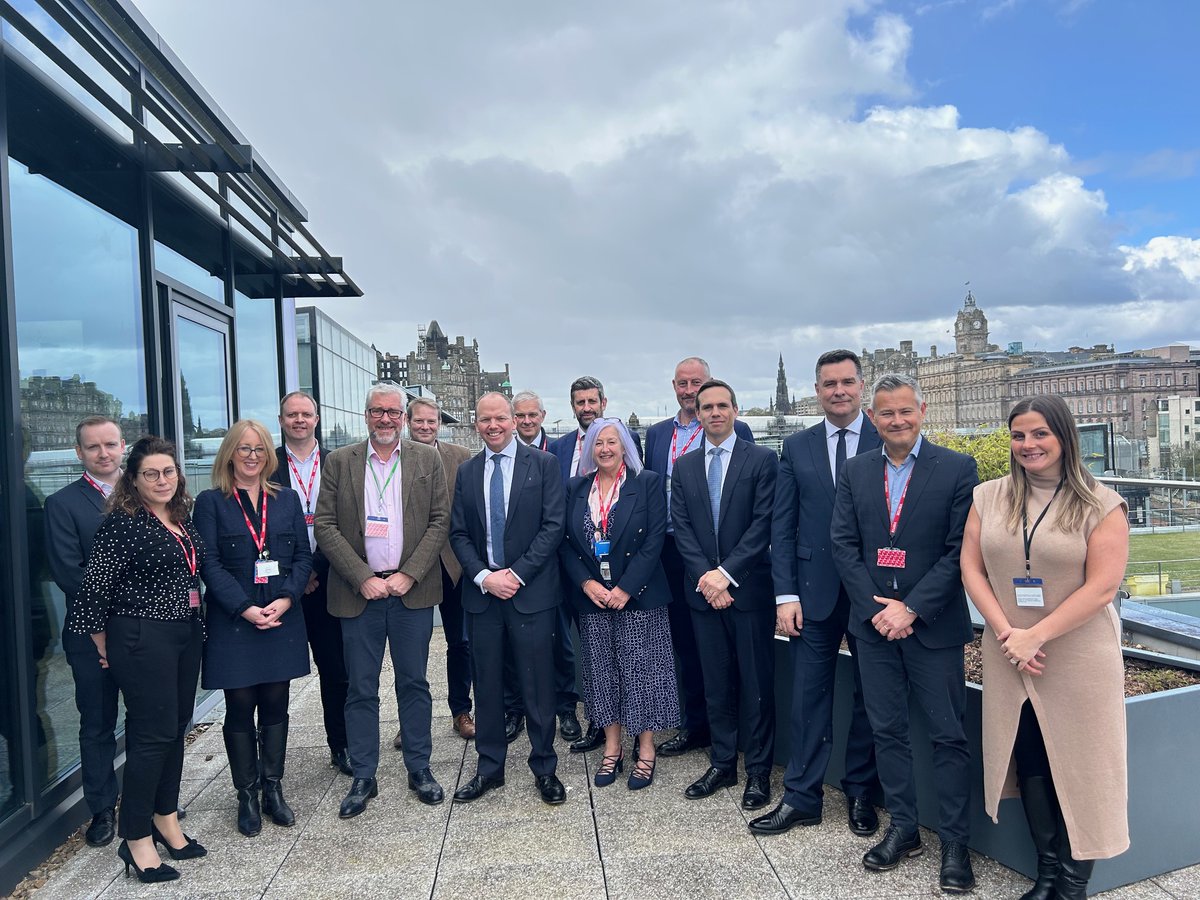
[774,354,792,414]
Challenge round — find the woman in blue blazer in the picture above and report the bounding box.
[560,418,678,790]
[193,420,311,837]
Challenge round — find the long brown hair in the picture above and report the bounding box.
[210,420,280,497]
[1003,395,1103,533]
[110,436,192,524]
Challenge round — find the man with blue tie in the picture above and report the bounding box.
[451,393,567,805]
[643,357,754,757]
[751,349,880,837]
[671,380,779,811]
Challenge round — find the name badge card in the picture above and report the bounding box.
[594,539,611,559]
[304,512,315,527]
[1013,577,1045,607]
[877,547,907,569]
[188,588,201,608]
[255,559,280,583]
[365,515,390,539]
[599,560,612,582]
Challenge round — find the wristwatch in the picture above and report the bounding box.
[905,605,917,617]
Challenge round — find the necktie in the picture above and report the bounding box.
[707,446,725,533]
[834,428,848,488]
[489,453,506,567]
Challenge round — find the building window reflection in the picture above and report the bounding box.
[233,292,281,436]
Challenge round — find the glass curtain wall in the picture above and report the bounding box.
[233,291,281,439]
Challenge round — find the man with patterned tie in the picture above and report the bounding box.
[670,380,779,811]
[450,393,567,805]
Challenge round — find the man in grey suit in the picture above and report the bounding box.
[44,416,125,847]
[314,384,450,818]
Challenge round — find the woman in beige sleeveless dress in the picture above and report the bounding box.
[961,394,1129,900]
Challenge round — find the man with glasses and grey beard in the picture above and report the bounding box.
[314,384,450,818]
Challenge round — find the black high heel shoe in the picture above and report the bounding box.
[593,752,624,787]
[151,823,208,860]
[117,839,180,883]
[628,755,657,790]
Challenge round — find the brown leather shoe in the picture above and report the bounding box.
[392,729,402,750]
[453,712,476,739]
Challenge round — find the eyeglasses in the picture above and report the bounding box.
[139,467,178,483]
[235,446,268,458]
[367,407,404,420]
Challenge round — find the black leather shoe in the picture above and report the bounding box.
[748,801,821,834]
[338,777,378,819]
[848,795,880,837]
[684,766,736,799]
[863,825,923,871]
[151,823,208,860]
[536,774,566,805]
[569,721,604,754]
[504,712,525,743]
[940,841,976,893]
[557,710,582,741]
[117,840,179,883]
[330,747,353,776]
[454,773,505,803]
[407,767,445,806]
[657,728,711,757]
[742,773,771,810]
[85,807,116,847]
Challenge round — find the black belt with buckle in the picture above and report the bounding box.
[374,569,398,578]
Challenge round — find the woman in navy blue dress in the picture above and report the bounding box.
[194,420,311,837]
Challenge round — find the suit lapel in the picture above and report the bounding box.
[715,439,747,541]
[507,445,531,524]
[473,449,488,531]
[77,477,107,514]
[808,426,836,502]
[891,442,937,545]
[400,442,418,541]
[609,470,637,541]
[349,443,368,534]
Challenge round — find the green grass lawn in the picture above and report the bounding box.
[1128,532,1200,592]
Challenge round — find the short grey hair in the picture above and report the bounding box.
[365,382,407,411]
[871,373,923,406]
[578,418,644,478]
[675,357,711,377]
[512,390,545,411]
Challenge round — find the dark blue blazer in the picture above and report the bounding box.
[771,418,880,622]
[559,469,670,614]
[670,437,778,612]
[450,441,565,615]
[830,438,978,648]
[548,428,643,486]
[270,445,330,580]
[193,486,313,619]
[644,417,753,476]
[44,476,108,607]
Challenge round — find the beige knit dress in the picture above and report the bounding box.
[974,472,1129,860]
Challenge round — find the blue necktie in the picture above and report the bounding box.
[707,446,725,534]
[489,453,506,567]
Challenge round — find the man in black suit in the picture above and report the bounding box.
[751,349,880,837]
[44,415,125,846]
[450,392,567,805]
[831,373,978,894]
[271,391,352,777]
[671,380,778,811]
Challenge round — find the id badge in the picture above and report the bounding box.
[255,558,280,583]
[594,539,611,558]
[599,559,612,582]
[365,515,390,538]
[1013,577,1045,608]
[188,588,201,608]
[304,512,316,527]
[877,547,907,569]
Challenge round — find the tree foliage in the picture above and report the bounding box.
[928,429,1011,482]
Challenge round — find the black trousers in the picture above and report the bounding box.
[662,535,709,733]
[64,630,120,814]
[301,579,348,752]
[439,564,473,717]
[105,616,203,841]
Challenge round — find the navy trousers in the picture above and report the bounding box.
[64,630,120,814]
[438,563,473,717]
[661,535,709,733]
[300,579,349,752]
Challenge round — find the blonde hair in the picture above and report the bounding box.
[211,420,280,497]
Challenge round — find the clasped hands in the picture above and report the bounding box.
[480,568,522,600]
[697,569,733,609]
[360,571,417,601]
[583,580,631,610]
[871,596,916,641]
[241,596,293,630]
[996,626,1046,675]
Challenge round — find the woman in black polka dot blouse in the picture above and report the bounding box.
[68,436,207,883]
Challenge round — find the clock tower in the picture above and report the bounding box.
[954,289,989,355]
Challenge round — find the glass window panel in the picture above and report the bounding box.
[233,292,280,440]
[155,241,224,304]
[9,158,147,792]
[176,315,231,494]
[0,473,21,819]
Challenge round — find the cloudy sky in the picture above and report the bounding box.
[135,0,1200,421]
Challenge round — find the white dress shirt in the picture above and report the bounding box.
[476,437,519,587]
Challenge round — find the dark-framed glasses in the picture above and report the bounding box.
[140,467,178,482]
[235,446,268,458]
[367,407,404,420]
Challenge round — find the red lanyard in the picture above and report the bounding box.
[148,510,197,577]
[237,492,269,557]
[595,464,625,538]
[286,450,319,512]
[82,473,110,498]
[883,465,913,538]
[669,425,702,465]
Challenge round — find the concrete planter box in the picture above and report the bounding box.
[772,636,1200,893]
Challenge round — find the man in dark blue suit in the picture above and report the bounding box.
[831,373,978,894]
[546,376,642,753]
[644,357,754,757]
[751,349,880,837]
[44,416,126,847]
[450,392,568,805]
[671,380,778,811]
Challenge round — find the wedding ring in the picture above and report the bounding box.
[1010,658,1018,666]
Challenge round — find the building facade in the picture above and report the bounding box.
[296,307,376,449]
[0,1,357,889]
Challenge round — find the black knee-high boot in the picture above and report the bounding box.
[1017,776,1059,900]
[1055,812,1095,900]
[259,718,295,827]
[223,728,262,837]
